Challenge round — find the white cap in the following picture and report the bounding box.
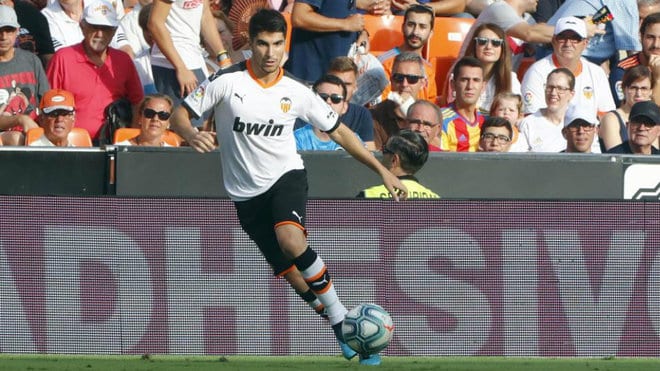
[0,5,19,29]
[554,16,587,39]
[83,0,119,28]
[564,104,597,127]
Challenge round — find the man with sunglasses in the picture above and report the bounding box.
[358,129,439,198]
[172,10,407,366]
[371,52,427,150]
[607,100,660,154]
[30,88,78,147]
[440,56,485,152]
[561,104,598,153]
[521,16,615,132]
[378,3,437,103]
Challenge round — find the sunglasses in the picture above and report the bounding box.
[392,73,423,84]
[474,37,504,47]
[318,93,344,104]
[45,109,74,118]
[143,108,171,120]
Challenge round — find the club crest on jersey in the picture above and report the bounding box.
[583,86,594,100]
[280,97,292,113]
[233,117,284,136]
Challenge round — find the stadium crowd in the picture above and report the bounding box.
[0,0,658,155]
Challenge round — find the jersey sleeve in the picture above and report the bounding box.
[300,91,340,133]
[182,73,227,119]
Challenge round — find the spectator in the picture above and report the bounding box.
[489,91,526,152]
[294,75,351,151]
[600,65,654,151]
[607,100,660,154]
[30,88,77,146]
[519,68,574,152]
[0,4,46,146]
[406,99,442,151]
[148,0,228,125]
[41,0,130,53]
[477,116,513,152]
[562,104,598,153]
[6,0,55,67]
[440,56,485,152]
[371,52,427,150]
[121,0,155,94]
[286,0,365,83]
[326,56,375,150]
[46,1,144,142]
[358,129,439,199]
[521,16,615,122]
[460,0,555,69]
[638,0,660,24]
[116,93,174,146]
[612,12,660,106]
[542,0,640,66]
[378,4,437,103]
[446,22,520,112]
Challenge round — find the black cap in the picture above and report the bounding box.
[629,101,660,125]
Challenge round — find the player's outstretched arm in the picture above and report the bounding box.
[329,123,408,201]
[170,106,217,153]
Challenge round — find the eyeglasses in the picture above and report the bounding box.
[629,121,657,128]
[480,132,511,143]
[626,85,652,93]
[555,33,584,44]
[45,109,74,118]
[143,108,171,120]
[545,85,572,94]
[474,37,504,47]
[392,73,423,84]
[318,92,344,104]
[566,124,596,133]
[408,118,439,128]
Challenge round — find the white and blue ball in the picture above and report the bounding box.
[341,303,394,355]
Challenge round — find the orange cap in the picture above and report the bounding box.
[40,89,75,114]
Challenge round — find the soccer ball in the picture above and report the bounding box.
[341,303,394,355]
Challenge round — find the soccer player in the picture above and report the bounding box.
[170,8,407,366]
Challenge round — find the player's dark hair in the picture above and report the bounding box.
[249,8,286,40]
[452,56,484,79]
[383,129,429,174]
[312,74,347,100]
[641,11,660,36]
[481,116,513,139]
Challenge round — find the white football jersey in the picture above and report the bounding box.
[183,61,340,201]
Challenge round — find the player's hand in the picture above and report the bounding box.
[344,13,365,32]
[185,130,217,153]
[381,170,408,201]
[176,68,198,98]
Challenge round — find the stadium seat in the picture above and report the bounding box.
[364,15,404,55]
[113,127,183,147]
[25,127,93,147]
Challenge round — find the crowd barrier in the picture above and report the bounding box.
[0,198,658,355]
[1,147,659,199]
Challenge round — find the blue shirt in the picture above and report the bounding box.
[295,125,343,151]
[286,0,358,83]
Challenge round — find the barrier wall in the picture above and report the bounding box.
[1,197,658,356]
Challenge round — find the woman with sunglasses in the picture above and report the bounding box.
[445,23,520,112]
[117,93,174,146]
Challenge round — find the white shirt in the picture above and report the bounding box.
[183,61,340,201]
[41,1,129,51]
[521,54,615,115]
[120,5,154,91]
[29,135,74,147]
[518,110,566,153]
[150,0,206,70]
